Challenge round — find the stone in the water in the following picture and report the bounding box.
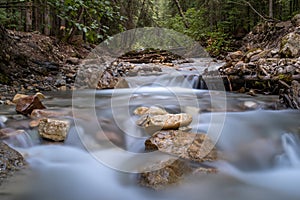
[145,131,218,162]
[0,142,25,184]
[38,118,70,142]
[0,129,25,139]
[29,119,41,128]
[31,109,68,119]
[16,96,46,115]
[12,94,28,104]
[13,92,45,104]
[137,114,192,133]
[139,159,191,190]
[133,106,168,116]
[192,167,218,175]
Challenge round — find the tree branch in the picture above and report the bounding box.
[173,0,189,29]
[228,0,268,21]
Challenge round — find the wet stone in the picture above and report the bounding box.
[38,118,70,142]
[133,106,168,116]
[16,95,46,115]
[0,129,26,139]
[0,142,26,185]
[138,159,191,190]
[31,109,68,119]
[136,114,192,133]
[145,131,218,163]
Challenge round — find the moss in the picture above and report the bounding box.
[277,74,292,82]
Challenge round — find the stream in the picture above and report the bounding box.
[1,59,300,200]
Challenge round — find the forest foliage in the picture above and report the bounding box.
[0,0,300,56]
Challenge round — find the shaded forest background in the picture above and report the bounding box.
[1,0,300,55]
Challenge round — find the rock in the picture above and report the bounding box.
[292,14,300,27]
[280,80,300,109]
[243,101,258,109]
[29,119,40,128]
[66,57,80,65]
[145,131,218,162]
[0,142,26,184]
[226,51,244,62]
[38,118,70,142]
[59,86,67,91]
[280,32,300,58]
[114,78,129,89]
[193,167,218,175]
[139,159,191,190]
[31,109,68,119]
[12,94,28,103]
[4,100,14,106]
[136,114,192,133]
[16,95,46,115]
[245,48,263,62]
[34,92,45,100]
[133,106,168,116]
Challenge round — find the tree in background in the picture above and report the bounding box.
[0,0,300,55]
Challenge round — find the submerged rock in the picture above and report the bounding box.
[16,95,46,115]
[38,118,70,142]
[0,129,26,139]
[0,142,25,184]
[133,106,168,116]
[136,114,192,133]
[145,131,218,163]
[139,159,191,190]
[30,109,68,119]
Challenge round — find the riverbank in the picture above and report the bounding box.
[1,16,300,108]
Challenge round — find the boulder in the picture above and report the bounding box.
[136,114,192,133]
[38,118,70,142]
[16,95,46,115]
[280,32,300,58]
[292,14,300,27]
[0,142,26,184]
[12,94,28,104]
[139,159,191,190]
[133,106,168,116]
[145,130,218,163]
[13,92,45,104]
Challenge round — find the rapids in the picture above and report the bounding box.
[0,87,299,200]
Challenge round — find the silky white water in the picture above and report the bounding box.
[1,88,300,200]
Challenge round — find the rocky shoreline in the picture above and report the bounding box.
[217,14,300,109]
[1,15,300,108]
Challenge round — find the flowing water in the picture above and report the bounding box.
[1,64,300,200]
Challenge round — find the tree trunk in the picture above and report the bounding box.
[269,0,273,18]
[173,0,189,29]
[25,1,32,32]
[44,3,51,35]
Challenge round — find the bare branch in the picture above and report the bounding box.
[173,0,189,29]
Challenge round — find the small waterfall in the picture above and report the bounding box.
[3,130,34,148]
[275,133,300,167]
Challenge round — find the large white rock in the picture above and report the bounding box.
[38,118,70,142]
